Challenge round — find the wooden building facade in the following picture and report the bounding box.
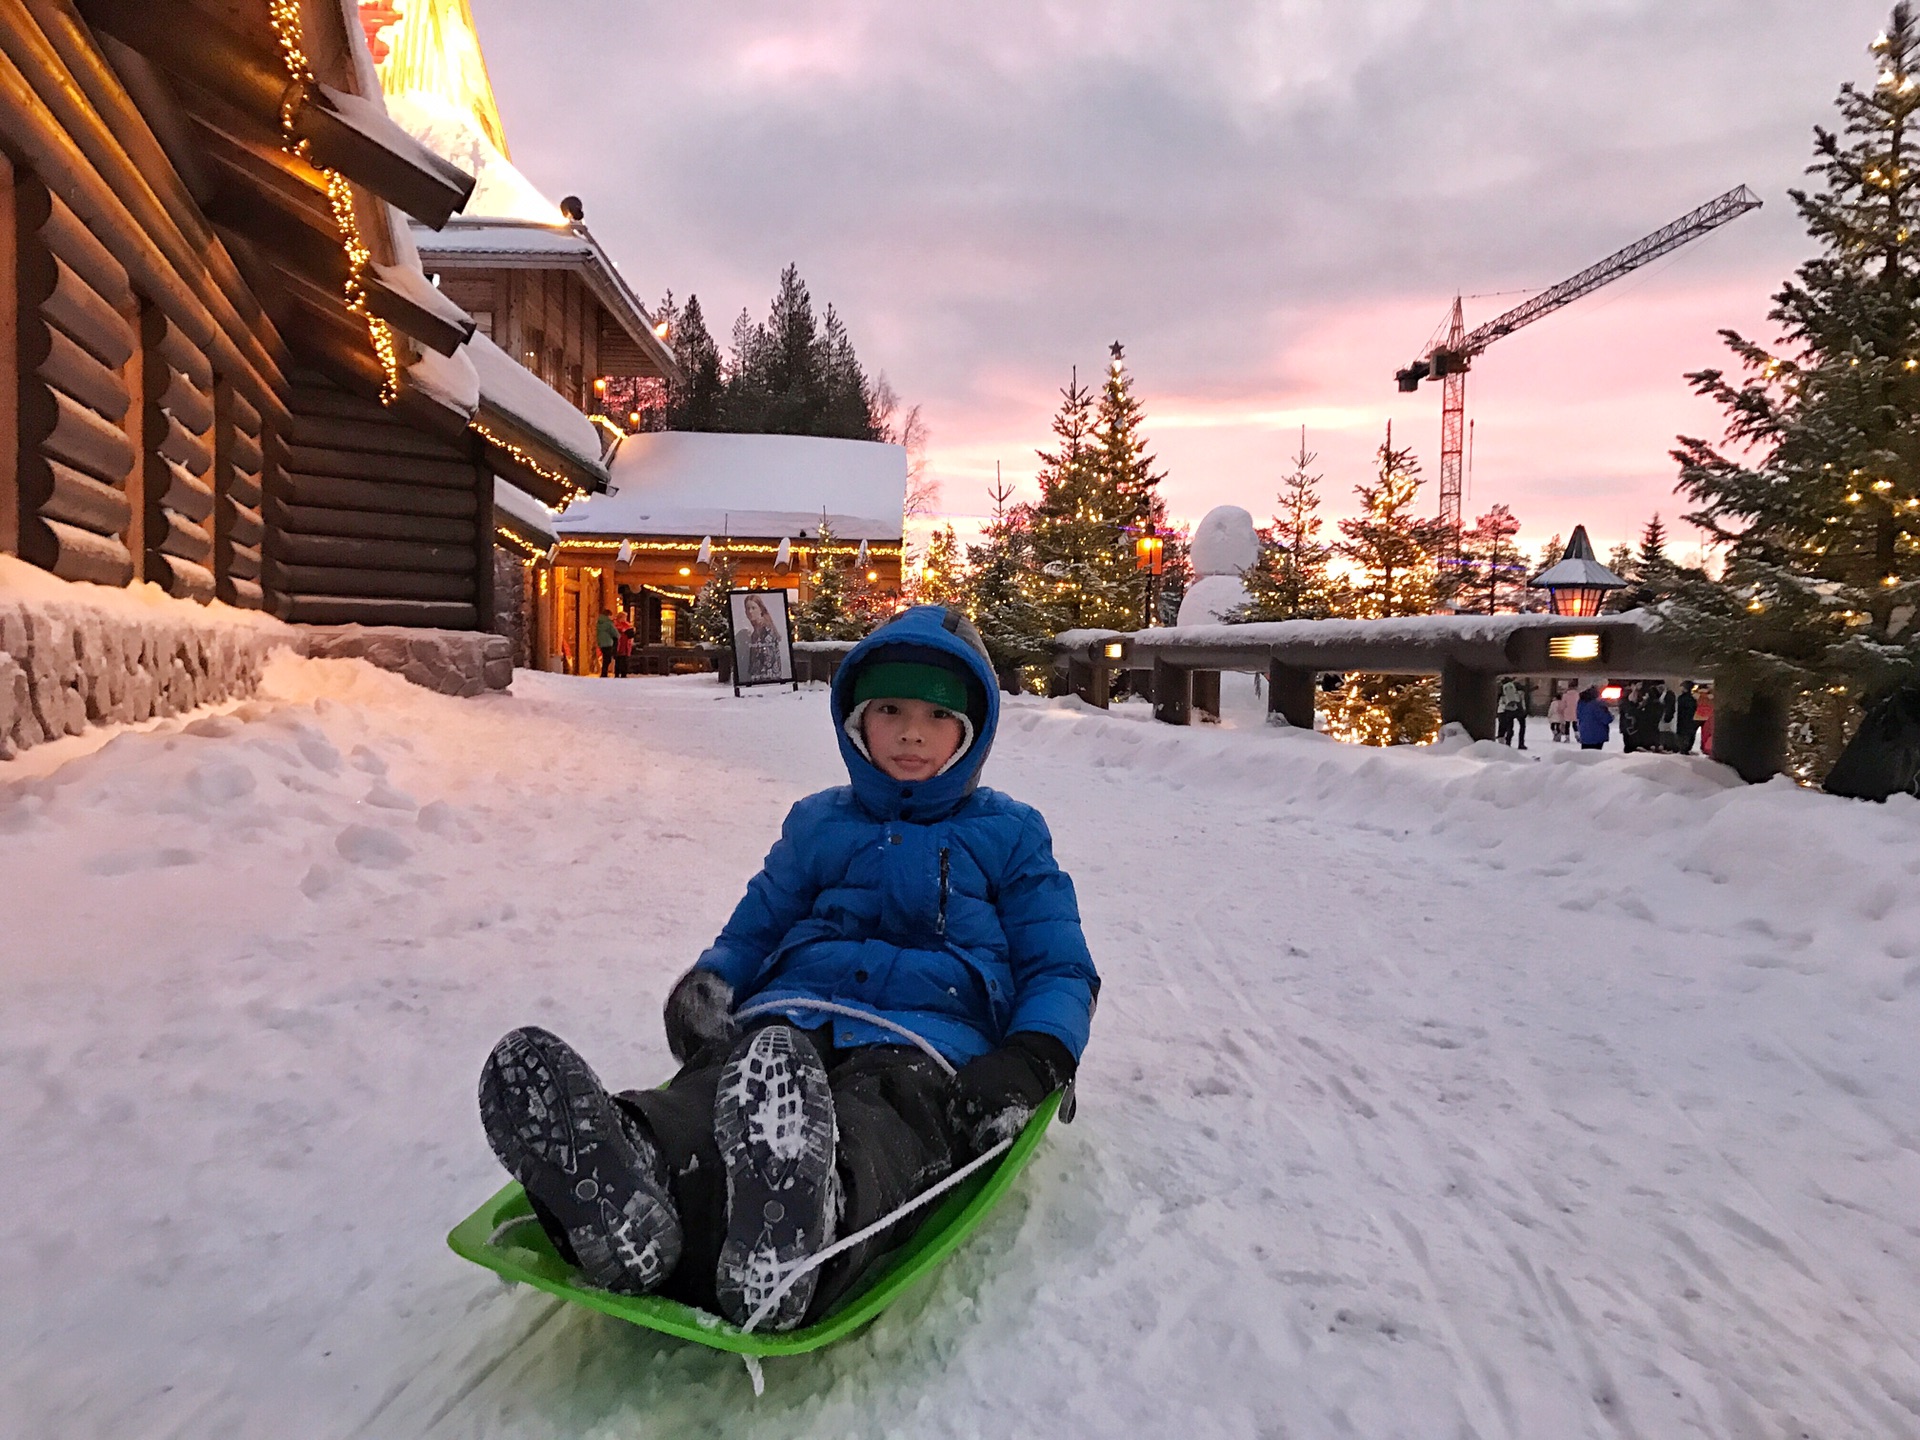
[1,0,605,633]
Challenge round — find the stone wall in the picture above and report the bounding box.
[301,626,513,698]
[0,590,296,760]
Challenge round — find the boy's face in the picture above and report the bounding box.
[862,697,965,781]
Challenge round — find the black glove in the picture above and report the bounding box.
[663,966,737,1063]
[946,1031,1076,1154]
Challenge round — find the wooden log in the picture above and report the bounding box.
[154,508,212,565]
[223,575,263,610]
[1152,658,1192,726]
[275,469,477,519]
[145,308,212,392]
[273,532,476,574]
[227,426,262,474]
[284,411,465,459]
[267,498,474,544]
[1190,669,1222,723]
[31,386,136,484]
[363,266,474,357]
[26,180,131,309]
[0,37,291,420]
[158,458,214,523]
[38,457,132,536]
[1267,660,1316,729]
[19,515,133,585]
[151,551,214,601]
[228,506,264,549]
[157,364,214,436]
[265,560,474,601]
[282,443,477,490]
[287,380,396,425]
[1439,660,1499,743]
[155,410,212,476]
[229,467,262,509]
[28,319,130,422]
[274,594,477,628]
[229,384,261,439]
[1,152,15,559]
[291,81,475,229]
[227,544,260,581]
[41,253,134,368]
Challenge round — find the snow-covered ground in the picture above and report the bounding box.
[5,661,1919,1438]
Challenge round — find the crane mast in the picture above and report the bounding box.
[1396,184,1763,549]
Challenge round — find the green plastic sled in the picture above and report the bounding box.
[447,1090,1061,1358]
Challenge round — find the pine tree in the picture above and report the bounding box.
[1237,428,1339,622]
[1616,513,1675,611]
[1027,372,1137,632]
[1324,427,1447,745]
[792,522,870,640]
[1091,343,1171,625]
[1337,426,1447,618]
[1456,503,1527,615]
[1669,5,1920,776]
[963,480,1051,689]
[1525,533,1564,612]
[686,550,738,644]
[667,294,725,430]
[719,266,883,439]
[916,523,967,608]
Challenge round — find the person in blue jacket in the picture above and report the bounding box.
[478,605,1099,1330]
[1576,685,1613,750]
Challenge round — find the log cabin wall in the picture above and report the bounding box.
[11,171,140,586]
[213,380,266,609]
[267,370,489,629]
[140,307,217,599]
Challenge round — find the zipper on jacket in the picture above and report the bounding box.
[937,847,950,937]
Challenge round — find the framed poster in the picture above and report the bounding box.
[728,588,797,693]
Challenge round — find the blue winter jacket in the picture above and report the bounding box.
[692,606,1099,1066]
[1576,695,1613,746]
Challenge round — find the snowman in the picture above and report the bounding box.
[1174,505,1260,626]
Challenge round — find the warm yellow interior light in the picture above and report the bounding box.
[1548,634,1602,662]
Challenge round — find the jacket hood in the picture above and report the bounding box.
[831,606,1000,821]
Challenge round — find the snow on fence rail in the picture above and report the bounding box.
[1049,614,1788,782]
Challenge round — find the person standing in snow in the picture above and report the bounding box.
[477,605,1099,1332]
[613,609,635,678]
[595,608,618,677]
[1676,681,1701,755]
[1548,683,1578,743]
[1576,685,1612,750]
[1497,677,1529,749]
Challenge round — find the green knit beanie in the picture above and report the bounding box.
[851,660,969,712]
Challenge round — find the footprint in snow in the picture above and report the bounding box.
[335,824,413,869]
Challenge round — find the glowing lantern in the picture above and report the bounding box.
[1527,526,1625,617]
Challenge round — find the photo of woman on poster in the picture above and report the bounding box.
[728,589,793,687]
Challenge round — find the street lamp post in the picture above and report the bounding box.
[1528,525,1627,617]
[1135,527,1165,627]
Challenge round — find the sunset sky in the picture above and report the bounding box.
[469,0,1892,556]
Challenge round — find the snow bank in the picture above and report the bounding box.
[0,558,296,760]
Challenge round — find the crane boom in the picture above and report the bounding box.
[1395,183,1763,551]
[1456,184,1762,358]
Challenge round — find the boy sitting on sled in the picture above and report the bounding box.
[478,605,1100,1330]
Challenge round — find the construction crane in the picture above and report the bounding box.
[1395,184,1763,549]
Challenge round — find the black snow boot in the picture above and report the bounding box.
[479,1026,683,1295]
[713,1025,840,1331]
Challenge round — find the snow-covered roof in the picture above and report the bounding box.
[1530,524,1627,593]
[493,477,559,549]
[464,333,606,473]
[556,433,907,541]
[412,217,676,378]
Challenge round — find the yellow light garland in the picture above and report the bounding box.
[267,0,403,402]
[472,420,588,502]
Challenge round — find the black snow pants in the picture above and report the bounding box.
[615,1024,962,1321]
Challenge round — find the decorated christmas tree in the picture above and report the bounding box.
[914,523,967,608]
[963,479,1052,688]
[1027,371,1137,632]
[792,522,871,641]
[685,550,738,644]
[1237,428,1340,622]
[1668,5,1920,776]
[1091,343,1173,626]
[1324,427,1449,744]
